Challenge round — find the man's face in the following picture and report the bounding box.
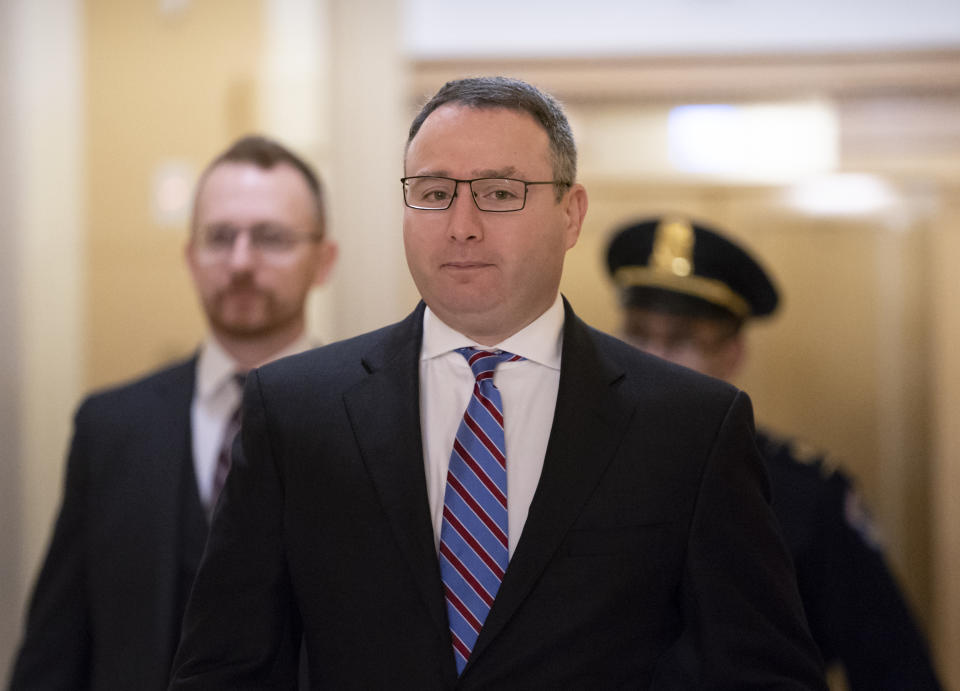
[621,307,743,380]
[403,104,587,345]
[186,161,335,341]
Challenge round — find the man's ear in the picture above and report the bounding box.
[183,237,199,281]
[311,239,338,287]
[561,183,588,251]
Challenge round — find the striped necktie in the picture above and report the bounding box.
[209,373,246,519]
[439,347,522,675]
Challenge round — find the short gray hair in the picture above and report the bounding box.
[406,76,576,200]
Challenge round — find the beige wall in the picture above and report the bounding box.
[931,191,960,687]
[0,2,23,677]
[325,0,416,338]
[85,0,264,390]
[2,0,85,682]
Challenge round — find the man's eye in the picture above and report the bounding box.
[253,228,293,248]
[205,228,237,246]
[425,189,450,201]
[474,180,521,200]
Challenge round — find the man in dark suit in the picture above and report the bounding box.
[605,216,943,690]
[170,77,826,689]
[9,135,337,691]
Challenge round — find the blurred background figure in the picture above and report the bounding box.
[8,135,337,691]
[605,216,942,691]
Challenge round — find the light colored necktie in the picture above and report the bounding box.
[439,347,522,675]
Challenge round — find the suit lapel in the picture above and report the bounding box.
[143,358,200,670]
[468,302,636,668]
[341,305,450,640]
[340,302,637,678]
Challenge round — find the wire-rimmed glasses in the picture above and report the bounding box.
[401,176,567,212]
[193,224,322,261]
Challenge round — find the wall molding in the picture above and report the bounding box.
[411,50,960,104]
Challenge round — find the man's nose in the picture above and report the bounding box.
[227,231,255,269]
[447,182,484,242]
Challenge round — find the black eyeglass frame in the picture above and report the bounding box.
[400,176,570,212]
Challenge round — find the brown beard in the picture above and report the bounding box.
[206,280,280,339]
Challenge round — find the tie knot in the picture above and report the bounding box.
[455,347,523,381]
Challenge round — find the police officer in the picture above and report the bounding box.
[605,216,942,690]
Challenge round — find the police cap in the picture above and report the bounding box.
[606,216,778,320]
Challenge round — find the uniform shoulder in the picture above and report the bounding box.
[757,429,886,551]
[756,428,845,480]
[756,428,864,518]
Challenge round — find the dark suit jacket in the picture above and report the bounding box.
[170,302,826,690]
[10,358,209,691]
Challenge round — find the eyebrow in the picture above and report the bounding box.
[474,167,518,178]
[200,220,293,232]
[410,166,521,179]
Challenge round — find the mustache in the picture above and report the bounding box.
[212,275,268,301]
[223,274,259,292]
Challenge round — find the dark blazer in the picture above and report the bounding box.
[10,358,208,691]
[171,302,826,690]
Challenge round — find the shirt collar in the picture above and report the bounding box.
[196,332,315,400]
[421,293,564,370]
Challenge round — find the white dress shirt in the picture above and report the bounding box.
[419,294,564,557]
[191,333,313,507]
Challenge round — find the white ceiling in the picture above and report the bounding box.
[404,0,960,58]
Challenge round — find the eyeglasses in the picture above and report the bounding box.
[623,326,737,357]
[400,176,568,212]
[194,224,321,260]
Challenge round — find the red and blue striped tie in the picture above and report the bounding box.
[439,347,523,674]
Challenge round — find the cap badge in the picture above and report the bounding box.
[651,217,695,277]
